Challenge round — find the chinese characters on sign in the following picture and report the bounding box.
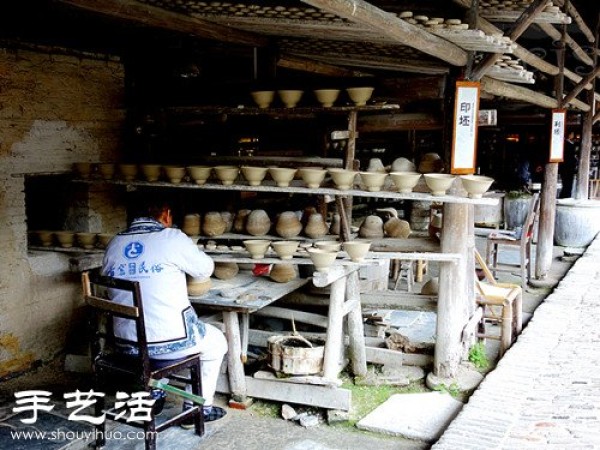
[549,109,566,163]
[451,81,480,174]
[12,390,155,424]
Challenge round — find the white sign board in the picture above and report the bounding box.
[451,81,480,174]
[549,109,566,163]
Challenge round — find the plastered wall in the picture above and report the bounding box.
[0,48,127,378]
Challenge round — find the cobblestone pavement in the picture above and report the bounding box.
[433,237,600,449]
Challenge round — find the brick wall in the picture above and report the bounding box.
[0,48,127,378]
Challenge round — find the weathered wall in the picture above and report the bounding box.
[0,48,127,378]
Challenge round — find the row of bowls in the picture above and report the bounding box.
[241,239,371,271]
[251,87,375,109]
[30,230,114,249]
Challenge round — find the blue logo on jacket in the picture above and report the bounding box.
[124,242,144,259]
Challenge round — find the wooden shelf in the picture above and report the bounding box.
[74,179,499,206]
[165,104,401,118]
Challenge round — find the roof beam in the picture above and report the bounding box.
[277,55,371,77]
[58,0,268,47]
[561,65,600,107]
[471,0,551,80]
[536,22,594,66]
[481,76,590,111]
[553,0,596,42]
[300,0,468,66]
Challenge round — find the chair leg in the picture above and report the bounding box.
[190,362,205,437]
[500,300,513,357]
[94,387,106,449]
[520,244,527,290]
[144,420,157,450]
[526,241,533,282]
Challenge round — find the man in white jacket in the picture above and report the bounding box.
[102,199,228,423]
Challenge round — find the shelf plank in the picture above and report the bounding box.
[74,179,499,205]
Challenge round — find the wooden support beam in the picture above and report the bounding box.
[358,113,443,132]
[277,55,369,78]
[553,0,596,42]
[471,0,551,80]
[59,0,268,47]
[537,23,594,66]
[594,109,600,124]
[302,54,450,75]
[561,66,600,107]
[301,0,468,66]
[481,77,590,111]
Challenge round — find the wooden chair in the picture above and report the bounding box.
[82,272,204,450]
[486,193,540,290]
[475,250,523,357]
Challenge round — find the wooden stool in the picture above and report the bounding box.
[393,260,414,292]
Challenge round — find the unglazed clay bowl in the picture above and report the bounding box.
[460,175,494,198]
[314,241,342,252]
[164,166,185,184]
[359,172,388,192]
[214,165,239,186]
[55,231,75,248]
[390,172,422,193]
[307,248,338,273]
[118,164,138,181]
[424,174,456,196]
[241,166,269,186]
[36,230,54,247]
[76,232,97,249]
[187,166,212,185]
[328,168,358,190]
[313,89,340,108]
[243,239,271,259]
[251,90,275,109]
[277,90,304,108]
[141,164,162,182]
[97,163,116,180]
[343,240,371,262]
[271,240,300,260]
[346,87,374,106]
[268,167,297,187]
[74,162,94,179]
[97,233,114,248]
[298,167,327,189]
[187,276,212,296]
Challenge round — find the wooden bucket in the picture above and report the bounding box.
[268,335,325,375]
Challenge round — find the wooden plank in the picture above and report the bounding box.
[253,370,342,387]
[254,306,329,328]
[365,346,433,368]
[361,292,437,310]
[277,55,368,77]
[554,0,596,42]
[370,237,441,253]
[358,113,443,132]
[69,253,104,272]
[561,65,600,107]
[300,0,468,66]
[76,179,500,205]
[480,10,571,24]
[85,295,139,317]
[59,0,267,47]
[312,265,361,288]
[537,23,594,66]
[216,373,352,411]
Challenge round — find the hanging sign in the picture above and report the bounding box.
[451,81,480,174]
[549,109,566,163]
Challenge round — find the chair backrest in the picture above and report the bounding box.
[82,271,151,375]
[522,193,540,242]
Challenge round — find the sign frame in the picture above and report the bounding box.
[549,109,566,163]
[451,81,480,175]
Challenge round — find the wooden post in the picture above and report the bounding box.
[222,311,246,401]
[435,203,470,378]
[342,111,357,231]
[322,277,347,380]
[345,271,367,378]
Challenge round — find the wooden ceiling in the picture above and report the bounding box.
[2,0,599,113]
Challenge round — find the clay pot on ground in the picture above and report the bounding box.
[304,213,329,239]
[246,210,271,236]
[141,164,162,182]
[182,214,201,236]
[203,212,227,237]
[359,215,384,239]
[271,240,300,259]
[187,276,212,296]
[275,211,303,238]
[233,209,252,233]
[269,264,298,283]
[213,262,239,280]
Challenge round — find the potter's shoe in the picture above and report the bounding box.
[180,405,227,429]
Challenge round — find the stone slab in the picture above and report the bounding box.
[356,392,463,442]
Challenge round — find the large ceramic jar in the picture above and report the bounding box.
[275,211,302,238]
[246,210,271,236]
[203,212,227,237]
[304,213,329,239]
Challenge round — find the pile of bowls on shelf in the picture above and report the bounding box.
[250,86,375,108]
[29,230,115,249]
